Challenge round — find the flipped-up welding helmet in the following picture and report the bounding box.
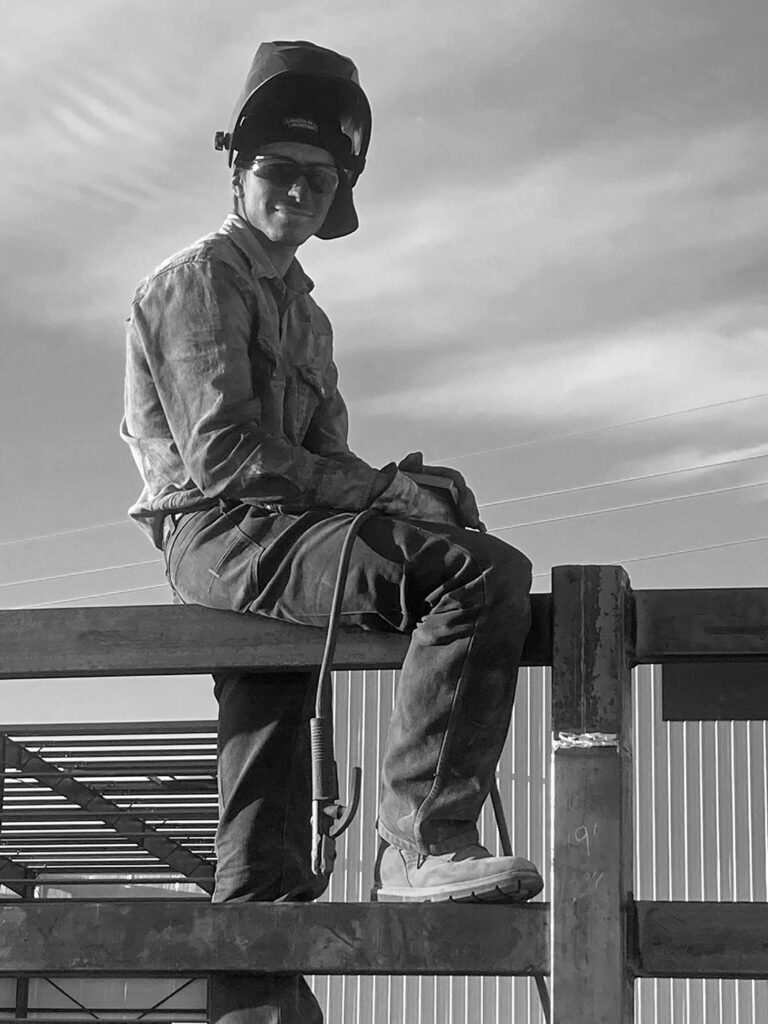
[215,40,372,239]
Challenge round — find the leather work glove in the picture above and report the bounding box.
[398,452,485,531]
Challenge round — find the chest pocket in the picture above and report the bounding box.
[287,361,333,444]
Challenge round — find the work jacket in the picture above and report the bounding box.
[121,214,419,548]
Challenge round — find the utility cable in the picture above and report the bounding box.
[440,391,768,463]
[478,450,768,510]
[490,478,768,534]
[0,520,130,549]
[530,534,768,580]
[3,391,766,549]
[0,560,163,590]
[16,584,168,610]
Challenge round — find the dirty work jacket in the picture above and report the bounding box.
[121,214,421,548]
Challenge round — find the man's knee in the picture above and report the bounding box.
[467,532,532,598]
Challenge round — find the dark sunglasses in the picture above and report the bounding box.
[250,157,340,195]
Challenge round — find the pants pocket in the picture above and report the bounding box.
[204,528,262,610]
[165,508,261,611]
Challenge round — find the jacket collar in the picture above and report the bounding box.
[220,214,315,297]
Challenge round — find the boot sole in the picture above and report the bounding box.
[371,869,544,904]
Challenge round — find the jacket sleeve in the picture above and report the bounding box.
[132,256,421,514]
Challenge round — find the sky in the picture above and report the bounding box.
[1,0,766,722]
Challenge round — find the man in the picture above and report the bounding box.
[122,39,542,1022]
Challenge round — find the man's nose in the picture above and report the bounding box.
[287,176,310,200]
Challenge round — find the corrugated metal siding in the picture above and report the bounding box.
[311,667,550,1024]
[313,664,768,1024]
[634,664,768,1023]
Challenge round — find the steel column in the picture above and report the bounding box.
[550,565,635,1023]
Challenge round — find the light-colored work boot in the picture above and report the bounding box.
[371,841,543,903]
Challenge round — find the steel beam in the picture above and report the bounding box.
[2,739,213,893]
[633,901,768,979]
[0,598,552,679]
[0,900,548,977]
[0,855,31,898]
[661,661,768,720]
[635,588,768,662]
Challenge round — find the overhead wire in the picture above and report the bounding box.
[440,390,768,463]
[2,395,767,552]
[0,520,131,549]
[0,560,163,590]
[530,534,768,580]
[16,584,169,610]
[490,478,768,534]
[478,450,768,510]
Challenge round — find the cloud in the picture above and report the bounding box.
[355,306,768,429]
[2,0,767,578]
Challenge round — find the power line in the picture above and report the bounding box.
[491,478,768,534]
[531,534,768,580]
[478,450,768,510]
[3,390,765,549]
[440,391,768,463]
[15,584,169,610]
[0,520,131,549]
[0,560,163,590]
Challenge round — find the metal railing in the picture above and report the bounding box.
[1,565,767,1023]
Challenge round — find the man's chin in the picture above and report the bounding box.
[266,213,320,244]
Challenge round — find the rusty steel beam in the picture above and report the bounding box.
[2,739,213,893]
[0,597,552,680]
[633,901,768,979]
[0,900,548,977]
[635,588,768,663]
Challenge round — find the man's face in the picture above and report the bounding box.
[238,141,339,247]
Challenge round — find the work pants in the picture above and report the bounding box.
[164,502,531,1021]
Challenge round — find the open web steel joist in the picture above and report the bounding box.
[0,723,217,892]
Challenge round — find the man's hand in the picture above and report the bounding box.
[398,452,485,531]
[409,481,462,527]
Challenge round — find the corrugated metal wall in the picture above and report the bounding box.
[313,664,768,1024]
[3,665,765,1022]
[634,664,768,1023]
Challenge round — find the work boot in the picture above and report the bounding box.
[371,841,543,903]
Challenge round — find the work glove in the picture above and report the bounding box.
[398,452,485,531]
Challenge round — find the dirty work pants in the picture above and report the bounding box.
[164,503,531,1021]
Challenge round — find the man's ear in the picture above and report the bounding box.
[232,170,245,196]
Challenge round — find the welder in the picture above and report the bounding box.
[121,39,542,1024]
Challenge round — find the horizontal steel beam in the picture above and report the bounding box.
[635,588,768,663]
[0,597,553,678]
[4,587,767,683]
[0,900,548,977]
[662,661,768,720]
[634,901,768,979]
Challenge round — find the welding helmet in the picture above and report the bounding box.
[215,40,372,239]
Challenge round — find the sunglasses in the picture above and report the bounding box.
[250,157,340,195]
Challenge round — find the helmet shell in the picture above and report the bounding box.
[217,40,372,239]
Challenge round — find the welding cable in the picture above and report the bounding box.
[308,508,376,894]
